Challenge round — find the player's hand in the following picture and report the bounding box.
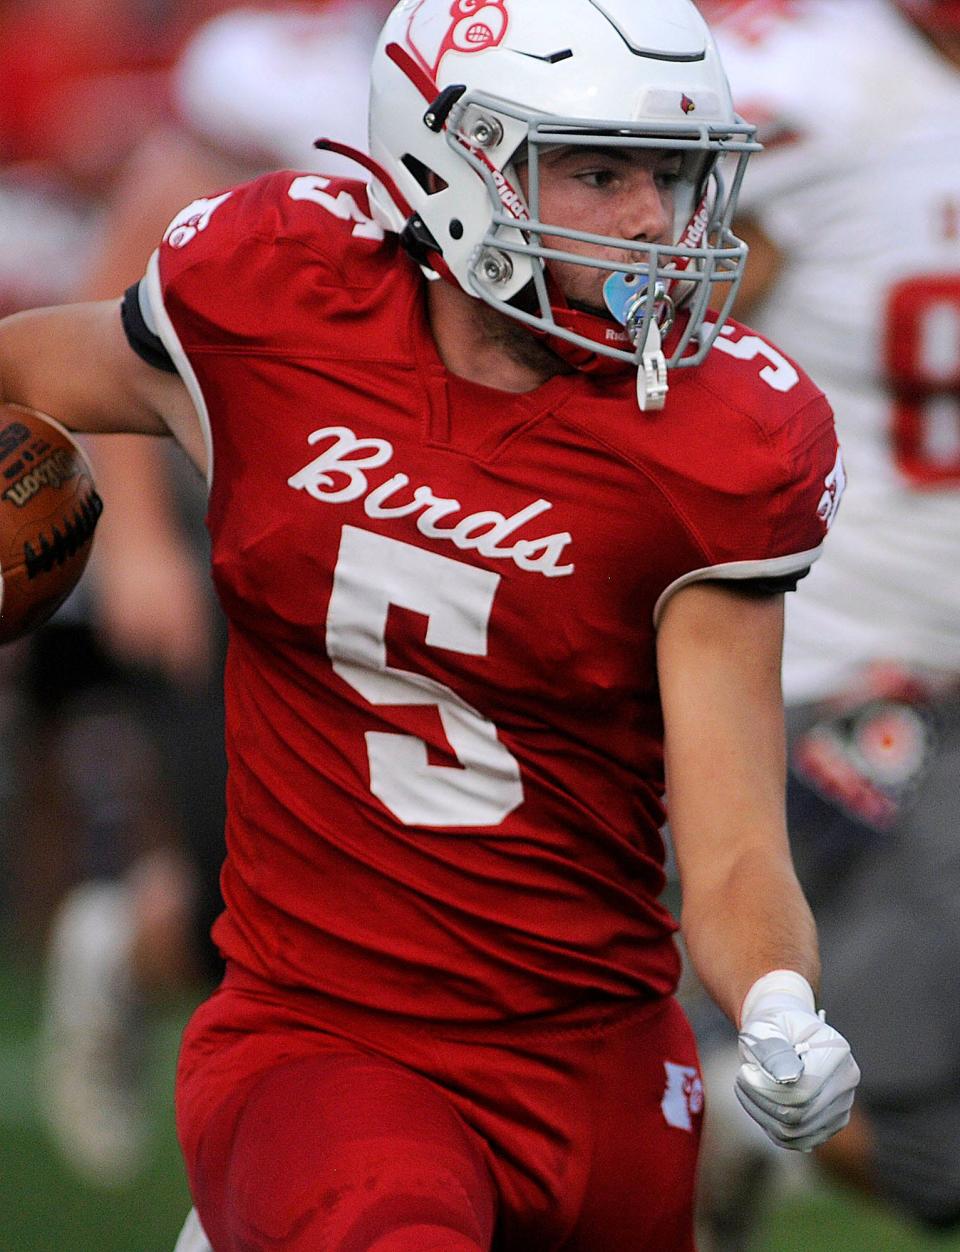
[735,970,860,1152]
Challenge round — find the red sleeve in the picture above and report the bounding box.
[149,171,368,351]
[136,170,396,478]
[650,320,844,621]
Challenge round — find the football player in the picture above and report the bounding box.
[0,2,860,1248]
[691,0,960,1244]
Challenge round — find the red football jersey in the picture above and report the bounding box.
[145,171,841,1022]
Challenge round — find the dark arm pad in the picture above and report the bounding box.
[120,282,177,374]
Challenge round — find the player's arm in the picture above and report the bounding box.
[731,215,784,319]
[0,300,203,469]
[712,213,785,319]
[657,581,859,1150]
[656,581,814,1015]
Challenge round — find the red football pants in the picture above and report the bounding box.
[177,966,702,1251]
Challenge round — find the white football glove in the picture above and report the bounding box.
[735,970,860,1152]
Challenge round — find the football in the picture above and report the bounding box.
[0,402,102,644]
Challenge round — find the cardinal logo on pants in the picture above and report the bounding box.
[661,1061,704,1132]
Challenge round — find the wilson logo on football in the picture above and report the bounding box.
[3,448,77,508]
[406,0,509,78]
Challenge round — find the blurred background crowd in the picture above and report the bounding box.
[0,2,387,1244]
[0,1,958,1249]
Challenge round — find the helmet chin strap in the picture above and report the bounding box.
[519,283,669,410]
[537,304,634,375]
[517,272,638,378]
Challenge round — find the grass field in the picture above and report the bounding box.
[2,950,958,1252]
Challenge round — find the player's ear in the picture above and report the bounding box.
[400,159,448,197]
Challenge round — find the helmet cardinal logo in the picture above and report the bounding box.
[681,94,696,114]
[406,0,509,79]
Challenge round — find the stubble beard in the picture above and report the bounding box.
[475,298,574,382]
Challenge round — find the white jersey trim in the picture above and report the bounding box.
[653,545,824,626]
[143,250,214,490]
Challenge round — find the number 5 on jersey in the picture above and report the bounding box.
[327,526,524,827]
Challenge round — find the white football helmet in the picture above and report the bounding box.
[358,0,759,388]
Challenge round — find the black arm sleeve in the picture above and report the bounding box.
[711,569,812,597]
[120,282,177,374]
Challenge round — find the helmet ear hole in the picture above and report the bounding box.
[401,154,449,196]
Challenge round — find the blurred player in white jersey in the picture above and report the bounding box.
[692,0,960,1243]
